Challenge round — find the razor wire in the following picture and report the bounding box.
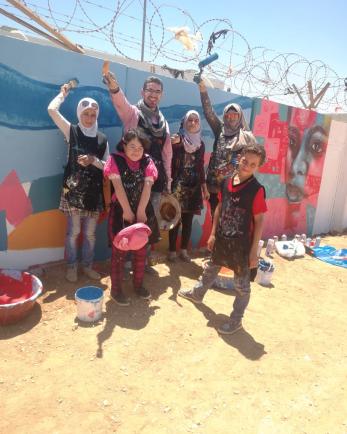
[1,0,346,112]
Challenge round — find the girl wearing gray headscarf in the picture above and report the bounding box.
[48,83,109,283]
[168,110,209,262]
[197,79,257,217]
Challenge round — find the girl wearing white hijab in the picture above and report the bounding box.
[168,110,209,262]
[48,83,110,283]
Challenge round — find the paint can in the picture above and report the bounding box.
[256,259,274,286]
[75,286,104,322]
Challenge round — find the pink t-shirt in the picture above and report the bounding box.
[104,152,158,201]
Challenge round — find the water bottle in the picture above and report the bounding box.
[257,240,264,257]
[301,233,307,243]
[306,237,311,247]
[281,234,287,241]
[265,239,275,256]
[294,234,300,241]
[273,235,279,243]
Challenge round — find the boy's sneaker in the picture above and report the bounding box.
[110,291,130,306]
[83,266,101,280]
[135,287,151,300]
[217,320,243,335]
[178,288,203,304]
[66,266,78,283]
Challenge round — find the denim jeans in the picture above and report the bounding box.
[65,215,98,267]
[193,260,251,322]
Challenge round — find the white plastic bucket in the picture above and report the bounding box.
[75,286,104,322]
[256,269,274,286]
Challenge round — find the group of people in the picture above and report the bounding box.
[47,70,267,335]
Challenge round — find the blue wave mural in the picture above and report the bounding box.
[0,63,120,129]
[0,64,252,132]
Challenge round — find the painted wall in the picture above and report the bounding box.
[0,35,252,269]
[1,35,345,270]
[251,99,332,239]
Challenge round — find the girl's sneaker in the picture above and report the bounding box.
[110,291,130,306]
[179,249,191,263]
[167,251,177,262]
[135,287,151,300]
[66,266,78,283]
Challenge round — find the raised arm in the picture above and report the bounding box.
[198,79,222,139]
[103,70,139,130]
[47,84,71,141]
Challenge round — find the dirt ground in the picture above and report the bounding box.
[1,235,347,434]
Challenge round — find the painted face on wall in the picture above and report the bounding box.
[285,108,328,203]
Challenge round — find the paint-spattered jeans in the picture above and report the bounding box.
[65,215,98,267]
[193,260,251,322]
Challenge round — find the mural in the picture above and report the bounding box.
[0,35,337,269]
[0,34,252,269]
[252,99,331,238]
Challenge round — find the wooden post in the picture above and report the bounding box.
[0,7,66,48]
[292,84,307,109]
[6,0,84,53]
[312,83,331,109]
[307,80,314,109]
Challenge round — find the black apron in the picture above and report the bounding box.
[212,176,263,273]
[172,145,203,214]
[63,125,107,211]
[109,153,160,245]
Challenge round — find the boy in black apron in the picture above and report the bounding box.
[178,144,267,335]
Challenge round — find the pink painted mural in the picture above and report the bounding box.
[252,99,331,238]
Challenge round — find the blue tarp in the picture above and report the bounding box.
[312,246,347,269]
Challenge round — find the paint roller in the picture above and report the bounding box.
[193,53,219,84]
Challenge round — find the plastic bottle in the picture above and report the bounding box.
[257,240,264,257]
[265,239,275,256]
[281,234,287,241]
[314,237,321,247]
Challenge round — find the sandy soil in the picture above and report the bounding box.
[1,235,347,434]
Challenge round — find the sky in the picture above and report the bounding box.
[1,0,345,73]
[1,0,346,109]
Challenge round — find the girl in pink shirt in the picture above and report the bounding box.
[104,129,159,305]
